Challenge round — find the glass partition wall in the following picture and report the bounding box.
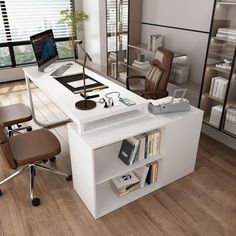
[199,0,236,138]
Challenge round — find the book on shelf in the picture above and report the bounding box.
[133,165,150,188]
[134,134,146,161]
[118,137,140,165]
[209,105,223,127]
[132,60,151,70]
[146,161,159,185]
[111,171,140,196]
[143,129,161,159]
[109,52,117,61]
[215,63,231,70]
[224,107,236,135]
[216,28,236,41]
[209,77,228,100]
[119,71,127,83]
[148,34,163,51]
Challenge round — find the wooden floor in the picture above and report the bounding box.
[0,80,235,236]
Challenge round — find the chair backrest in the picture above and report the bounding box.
[0,124,17,169]
[145,47,174,98]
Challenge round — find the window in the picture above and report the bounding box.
[0,0,73,68]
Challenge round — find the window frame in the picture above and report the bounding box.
[0,0,75,69]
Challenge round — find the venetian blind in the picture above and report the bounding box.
[0,0,73,43]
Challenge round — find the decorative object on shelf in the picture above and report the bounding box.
[148,34,163,51]
[59,9,89,59]
[170,63,190,84]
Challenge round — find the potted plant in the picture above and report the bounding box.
[59,9,89,59]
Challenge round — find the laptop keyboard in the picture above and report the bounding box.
[50,64,71,77]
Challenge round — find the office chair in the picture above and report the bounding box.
[0,103,32,136]
[0,123,72,206]
[127,47,174,100]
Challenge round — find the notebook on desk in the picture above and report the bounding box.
[54,73,108,94]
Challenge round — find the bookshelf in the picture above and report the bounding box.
[67,106,203,219]
[199,0,236,138]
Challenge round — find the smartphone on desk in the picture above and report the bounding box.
[119,97,136,106]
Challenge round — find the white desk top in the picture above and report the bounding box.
[70,106,203,149]
[23,62,148,134]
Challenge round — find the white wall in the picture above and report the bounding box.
[142,0,214,32]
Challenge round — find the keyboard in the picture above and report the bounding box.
[50,64,71,77]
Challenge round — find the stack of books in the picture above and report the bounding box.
[216,28,236,41]
[209,105,223,127]
[111,171,140,197]
[119,71,127,83]
[224,107,236,135]
[111,161,159,196]
[109,52,117,60]
[132,60,150,70]
[209,77,228,100]
[118,130,161,166]
[148,34,163,51]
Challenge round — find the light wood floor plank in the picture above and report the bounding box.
[0,80,235,236]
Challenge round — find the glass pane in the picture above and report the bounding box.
[0,47,11,67]
[13,45,36,64]
[56,41,73,59]
[2,0,72,43]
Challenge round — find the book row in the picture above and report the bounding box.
[118,130,161,166]
[224,107,236,135]
[111,161,159,197]
[209,76,228,100]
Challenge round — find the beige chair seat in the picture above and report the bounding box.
[0,103,32,127]
[9,129,61,166]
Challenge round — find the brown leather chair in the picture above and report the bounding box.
[0,103,32,136]
[0,123,72,206]
[127,47,174,100]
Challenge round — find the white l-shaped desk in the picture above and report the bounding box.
[23,62,203,219]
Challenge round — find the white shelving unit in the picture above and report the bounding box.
[68,106,203,219]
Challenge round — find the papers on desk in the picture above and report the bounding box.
[67,78,96,88]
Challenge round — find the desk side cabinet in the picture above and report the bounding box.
[67,108,202,219]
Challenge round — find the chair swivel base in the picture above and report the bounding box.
[0,162,72,207]
[32,198,40,207]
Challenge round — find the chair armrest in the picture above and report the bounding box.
[126,75,146,90]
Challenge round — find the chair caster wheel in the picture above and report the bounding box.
[66,175,72,181]
[32,198,40,206]
[27,127,32,132]
[0,189,2,196]
[50,157,56,162]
